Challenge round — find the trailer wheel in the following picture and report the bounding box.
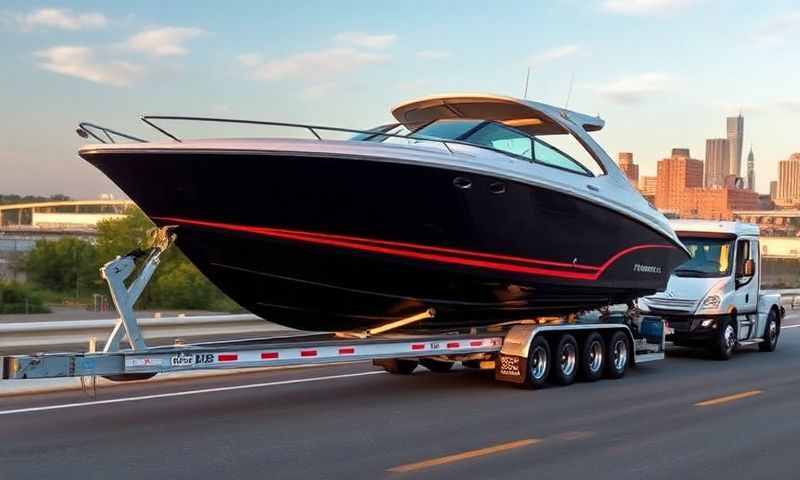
[758,309,780,352]
[605,331,629,379]
[523,336,551,389]
[579,332,605,382]
[420,358,454,372]
[550,334,578,386]
[375,359,418,374]
[713,317,737,360]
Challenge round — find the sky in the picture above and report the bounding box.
[1,0,798,197]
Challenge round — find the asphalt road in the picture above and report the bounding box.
[1,315,799,479]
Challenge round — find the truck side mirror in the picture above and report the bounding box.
[741,258,754,277]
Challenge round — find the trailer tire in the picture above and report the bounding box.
[523,336,551,389]
[605,331,629,379]
[579,332,605,382]
[758,309,780,352]
[376,359,418,374]
[550,334,578,386]
[420,358,454,372]
[713,316,737,360]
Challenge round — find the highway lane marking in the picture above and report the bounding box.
[782,324,800,329]
[387,438,541,473]
[0,370,385,416]
[695,390,763,407]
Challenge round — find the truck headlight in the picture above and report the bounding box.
[700,295,720,310]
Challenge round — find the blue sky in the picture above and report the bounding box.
[1,0,798,196]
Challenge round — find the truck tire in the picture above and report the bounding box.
[550,334,578,386]
[420,358,454,372]
[375,358,418,374]
[579,332,605,382]
[523,336,551,389]
[713,317,737,360]
[758,310,780,352]
[605,331,629,379]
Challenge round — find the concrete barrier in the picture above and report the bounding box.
[0,314,291,351]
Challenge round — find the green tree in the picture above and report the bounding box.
[0,282,49,314]
[25,237,99,296]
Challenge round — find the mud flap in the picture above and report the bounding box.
[495,354,528,384]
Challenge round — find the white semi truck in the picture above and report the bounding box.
[638,220,784,360]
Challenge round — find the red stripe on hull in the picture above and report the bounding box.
[153,217,676,282]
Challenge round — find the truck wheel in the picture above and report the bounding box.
[758,310,780,352]
[523,336,551,389]
[375,358,418,374]
[713,317,737,360]
[579,332,605,382]
[420,358,454,372]
[605,331,629,379]
[550,334,578,386]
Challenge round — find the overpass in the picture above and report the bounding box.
[0,199,132,229]
[733,209,800,236]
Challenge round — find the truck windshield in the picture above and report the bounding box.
[673,237,733,277]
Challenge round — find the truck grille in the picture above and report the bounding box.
[644,297,696,311]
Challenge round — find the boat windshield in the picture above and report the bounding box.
[352,119,603,176]
[673,237,733,277]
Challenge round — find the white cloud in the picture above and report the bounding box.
[125,27,205,57]
[36,46,143,87]
[528,45,580,66]
[416,50,451,60]
[602,0,696,15]
[20,8,108,30]
[596,72,674,104]
[239,47,388,81]
[752,10,800,47]
[333,32,396,49]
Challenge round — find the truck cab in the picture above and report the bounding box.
[637,220,783,359]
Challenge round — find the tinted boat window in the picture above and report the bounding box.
[463,122,533,160]
[533,138,591,175]
[413,119,482,140]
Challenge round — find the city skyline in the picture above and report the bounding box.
[1,1,799,197]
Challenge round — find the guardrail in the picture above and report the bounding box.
[0,314,290,351]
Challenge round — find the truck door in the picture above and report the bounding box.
[733,237,758,339]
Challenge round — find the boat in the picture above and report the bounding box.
[76,93,690,332]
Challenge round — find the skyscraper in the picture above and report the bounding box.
[617,152,639,186]
[746,147,755,191]
[726,114,744,177]
[704,138,729,187]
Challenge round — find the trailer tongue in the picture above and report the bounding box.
[2,227,665,390]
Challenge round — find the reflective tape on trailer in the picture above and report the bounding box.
[123,336,504,373]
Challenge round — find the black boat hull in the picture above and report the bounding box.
[82,149,688,331]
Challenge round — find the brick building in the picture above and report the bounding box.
[617,152,639,187]
[654,147,757,219]
[777,153,800,207]
[654,148,703,212]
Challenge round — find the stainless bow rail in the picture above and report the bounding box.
[75,115,540,159]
